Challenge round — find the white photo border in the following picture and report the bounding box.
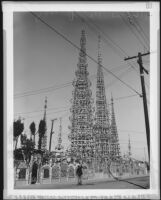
[3,1,160,199]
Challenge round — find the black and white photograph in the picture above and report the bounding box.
[3,2,160,199]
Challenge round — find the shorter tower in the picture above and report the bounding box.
[55,117,64,160]
[128,134,132,158]
[55,117,64,151]
[110,95,121,161]
[41,97,48,151]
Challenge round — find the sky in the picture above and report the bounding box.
[13,12,150,161]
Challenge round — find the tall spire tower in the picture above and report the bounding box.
[93,36,110,165]
[110,95,121,161]
[55,117,64,151]
[41,97,47,150]
[68,30,94,162]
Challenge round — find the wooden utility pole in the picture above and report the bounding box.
[49,118,57,152]
[144,147,147,162]
[124,52,150,161]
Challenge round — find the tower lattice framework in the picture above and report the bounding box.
[110,95,121,161]
[41,97,47,151]
[93,36,111,165]
[68,30,94,162]
[55,117,64,151]
[128,134,132,158]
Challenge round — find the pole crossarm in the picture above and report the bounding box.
[124,52,150,61]
[124,52,150,74]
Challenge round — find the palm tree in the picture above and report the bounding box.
[14,119,24,150]
[29,122,36,146]
[38,119,46,150]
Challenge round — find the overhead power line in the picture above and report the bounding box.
[14,63,130,99]
[105,66,132,88]
[14,94,139,117]
[115,94,138,100]
[129,13,149,44]
[75,12,126,58]
[29,12,142,97]
[118,129,144,134]
[75,12,151,95]
[16,108,70,120]
[120,14,149,51]
[75,12,140,76]
[125,12,149,47]
[14,82,72,99]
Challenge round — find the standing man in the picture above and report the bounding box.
[76,162,83,185]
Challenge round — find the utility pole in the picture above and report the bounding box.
[49,118,57,152]
[124,52,150,161]
[144,147,147,162]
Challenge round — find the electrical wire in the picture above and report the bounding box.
[118,129,144,133]
[14,82,72,99]
[75,12,125,58]
[14,63,131,99]
[126,12,149,49]
[75,12,141,76]
[130,13,149,44]
[105,66,132,88]
[14,93,139,117]
[75,12,150,100]
[29,12,142,97]
[119,14,149,51]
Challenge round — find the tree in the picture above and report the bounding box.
[22,138,35,165]
[20,133,27,147]
[14,119,24,150]
[29,122,36,146]
[14,148,24,161]
[38,119,46,150]
[42,151,50,165]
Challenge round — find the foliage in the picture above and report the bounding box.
[14,148,24,161]
[30,122,36,135]
[29,121,36,147]
[14,119,24,138]
[14,119,24,149]
[22,138,35,164]
[42,151,50,165]
[21,133,27,146]
[38,119,46,150]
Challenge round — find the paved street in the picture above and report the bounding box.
[15,175,149,189]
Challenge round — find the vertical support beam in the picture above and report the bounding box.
[49,118,57,152]
[137,52,150,160]
[124,51,150,161]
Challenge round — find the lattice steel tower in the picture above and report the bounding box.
[41,97,47,151]
[55,117,64,151]
[110,95,121,161]
[128,134,132,158]
[68,30,94,162]
[93,36,111,164]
